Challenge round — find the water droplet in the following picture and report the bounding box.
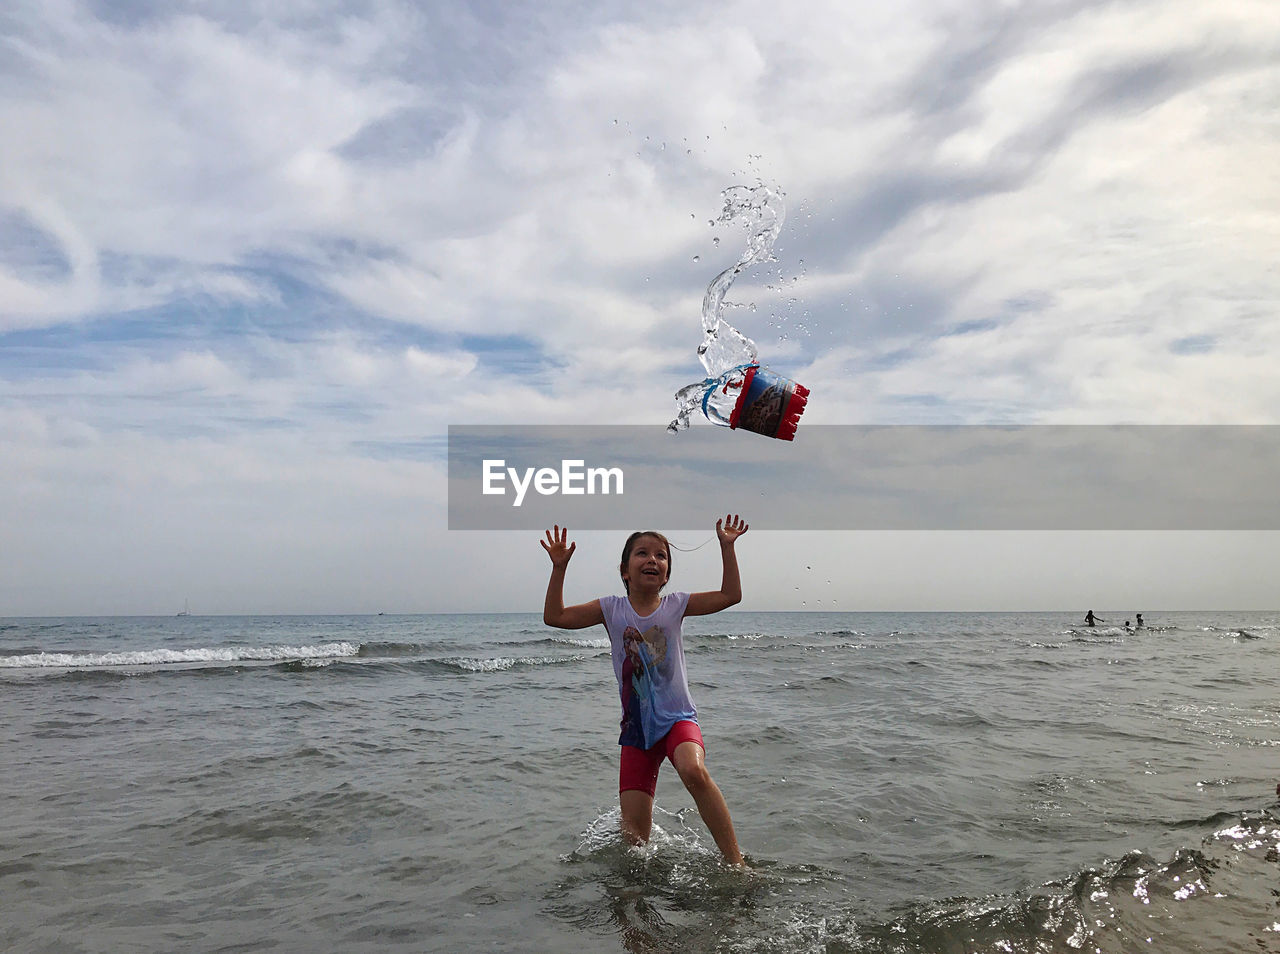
[692,255,700,263]
[712,237,720,246]
[806,565,812,570]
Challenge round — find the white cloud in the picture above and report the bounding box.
[2,0,1279,611]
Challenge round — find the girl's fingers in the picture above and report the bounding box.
[542,526,574,558]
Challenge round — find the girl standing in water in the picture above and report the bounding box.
[541,516,749,866]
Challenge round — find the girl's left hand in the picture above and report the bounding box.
[716,514,748,544]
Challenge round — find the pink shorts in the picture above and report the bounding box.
[619,720,705,797]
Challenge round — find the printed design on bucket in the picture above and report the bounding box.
[728,365,810,441]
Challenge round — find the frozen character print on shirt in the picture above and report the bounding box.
[620,625,668,745]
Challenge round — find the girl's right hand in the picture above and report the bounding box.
[716,514,749,544]
[540,525,576,567]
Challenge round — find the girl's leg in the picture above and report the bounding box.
[670,740,745,865]
[619,744,660,845]
[619,789,654,845]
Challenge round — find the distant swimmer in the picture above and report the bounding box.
[1084,610,1105,627]
[1135,613,1144,628]
[1124,620,1132,631]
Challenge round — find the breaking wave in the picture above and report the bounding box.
[0,642,360,669]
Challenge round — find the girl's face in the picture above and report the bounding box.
[621,535,669,592]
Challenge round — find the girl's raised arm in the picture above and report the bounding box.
[686,515,748,617]
[541,526,605,629]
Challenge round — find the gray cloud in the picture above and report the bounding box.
[2,0,1278,612]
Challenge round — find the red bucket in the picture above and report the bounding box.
[727,365,810,441]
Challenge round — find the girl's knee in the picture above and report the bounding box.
[677,761,712,793]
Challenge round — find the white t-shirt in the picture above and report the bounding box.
[599,592,697,748]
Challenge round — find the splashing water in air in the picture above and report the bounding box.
[668,184,789,434]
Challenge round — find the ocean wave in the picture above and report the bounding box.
[558,806,1280,954]
[435,654,587,673]
[804,641,869,652]
[549,636,610,649]
[0,645,45,657]
[0,642,360,670]
[356,640,431,657]
[498,636,611,650]
[1202,624,1275,636]
[1070,633,1123,644]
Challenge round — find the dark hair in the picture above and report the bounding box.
[619,530,672,594]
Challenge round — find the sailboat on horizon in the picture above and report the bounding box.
[177,599,189,617]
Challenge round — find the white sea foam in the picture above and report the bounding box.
[551,636,610,649]
[441,654,585,672]
[0,642,360,669]
[566,806,710,863]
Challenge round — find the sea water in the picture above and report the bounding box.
[669,184,786,433]
[3,610,1280,952]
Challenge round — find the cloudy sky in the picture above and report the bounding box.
[2,0,1278,615]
